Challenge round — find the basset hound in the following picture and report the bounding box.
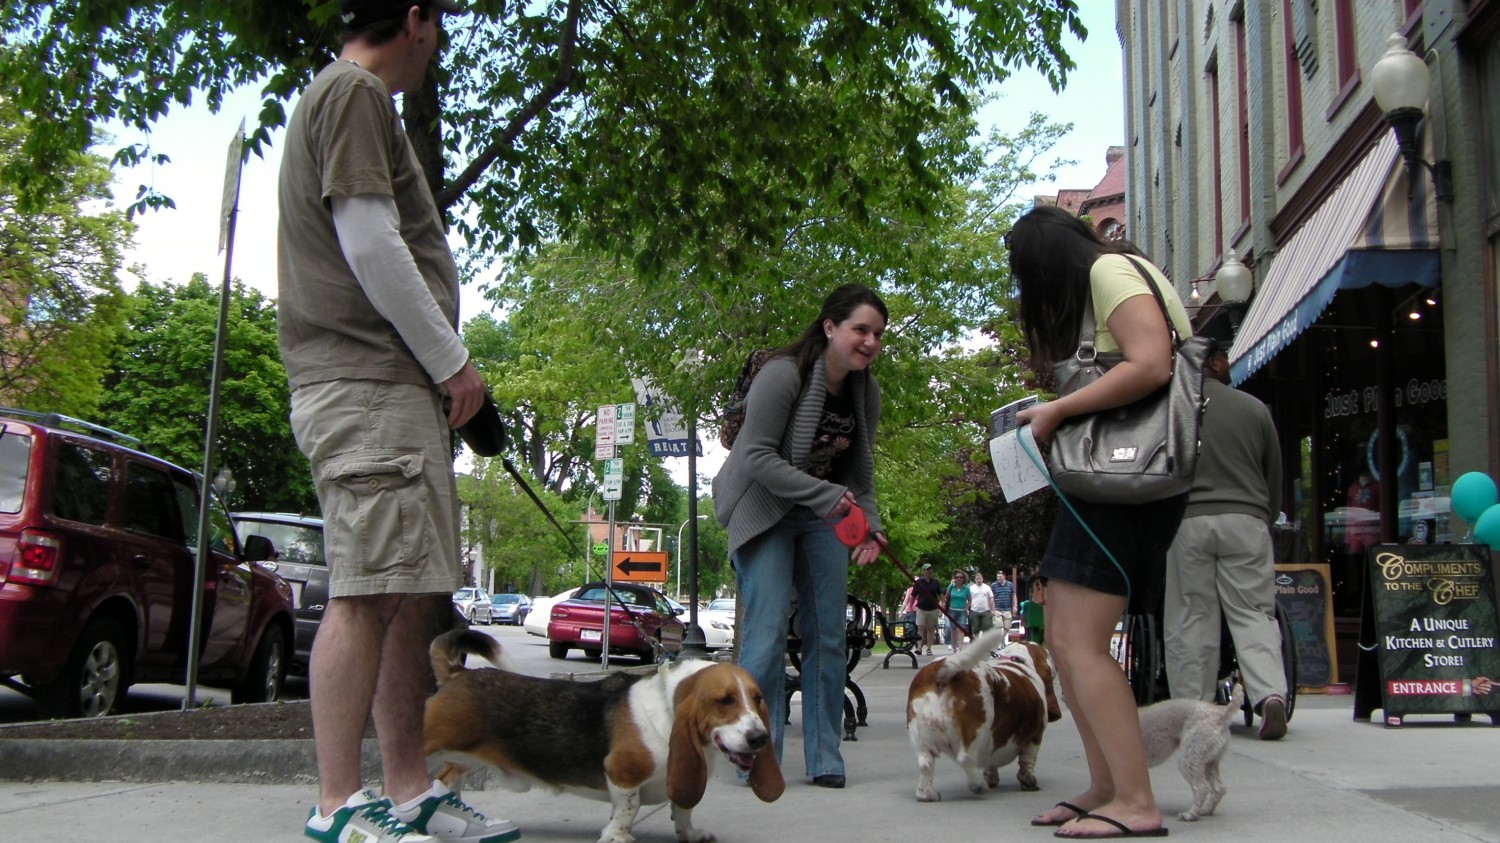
[424,630,784,843]
[905,629,1061,802]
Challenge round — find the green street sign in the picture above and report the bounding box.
[592,542,609,556]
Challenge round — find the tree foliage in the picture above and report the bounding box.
[0,98,133,416]
[0,0,1083,278]
[473,112,1072,603]
[98,275,316,514]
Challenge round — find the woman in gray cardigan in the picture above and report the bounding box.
[712,283,887,789]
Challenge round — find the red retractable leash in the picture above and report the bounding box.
[829,504,971,639]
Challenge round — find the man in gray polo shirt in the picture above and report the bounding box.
[1164,340,1288,741]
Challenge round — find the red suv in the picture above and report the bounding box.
[0,409,295,718]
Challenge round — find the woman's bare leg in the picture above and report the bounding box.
[1043,580,1164,836]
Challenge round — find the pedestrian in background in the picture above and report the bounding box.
[943,569,971,652]
[1008,204,1191,838]
[712,283,888,790]
[969,571,996,638]
[913,564,942,655]
[1165,340,1289,740]
[278,2,517,841]
[991,570,1016,632]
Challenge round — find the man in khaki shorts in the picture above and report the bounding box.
[278,2,515,841]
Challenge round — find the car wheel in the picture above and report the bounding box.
[466,609,477,624]
[38,617,128,719]
[233,624,287,705]
[548,641,569,659]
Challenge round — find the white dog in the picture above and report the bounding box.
[1137,682,1244,821]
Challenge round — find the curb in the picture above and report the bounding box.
[0,739,379,785]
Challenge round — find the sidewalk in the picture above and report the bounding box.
[2,655,1497,842]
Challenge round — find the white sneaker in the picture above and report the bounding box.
[393,780,521,843]
[306,789,434,842]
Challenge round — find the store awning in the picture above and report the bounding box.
[1229,131,1441,385]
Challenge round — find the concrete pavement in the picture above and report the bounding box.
[2,653,1498,842]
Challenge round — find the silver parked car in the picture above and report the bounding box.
[452,587,493,624]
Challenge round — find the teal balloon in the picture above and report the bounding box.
[1451,472,1498,522]
[1474,504,1500,548]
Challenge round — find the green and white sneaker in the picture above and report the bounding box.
[392,780,521,843]
[305,789,434,842]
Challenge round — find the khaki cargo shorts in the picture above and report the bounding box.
[290,379,459,599]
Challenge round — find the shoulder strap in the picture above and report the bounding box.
[1120,254,1182,348]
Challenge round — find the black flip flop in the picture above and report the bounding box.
[1031,801,1088,827]
[1053,812,1169,838]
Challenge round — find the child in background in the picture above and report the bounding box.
[1020,580,1046,645]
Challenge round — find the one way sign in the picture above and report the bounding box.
[612,550,669,583]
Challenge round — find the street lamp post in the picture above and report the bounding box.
[212,467,236,509]
[675,515,708,601]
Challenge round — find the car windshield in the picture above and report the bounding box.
[453,588,478,601]
[492,594,520,604]
[576,587,647,606]
[708,599,735,611]
[236,520,324,564]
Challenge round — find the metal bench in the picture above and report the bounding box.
[877,609,919,669]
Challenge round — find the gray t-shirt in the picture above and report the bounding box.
[277,60,459,389]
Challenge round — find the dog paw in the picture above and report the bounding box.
[916,787,942,802]
[969,782,986,795]
[599,831,637,843]
[676,829,715,843]
[1178,811,1200,822]
[1017,774,1040,792]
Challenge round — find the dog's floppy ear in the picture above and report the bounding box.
[667,672,710,809]
[747,690,785,803]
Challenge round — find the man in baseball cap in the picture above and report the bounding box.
[337,0,464,34]
[284,0,509,841]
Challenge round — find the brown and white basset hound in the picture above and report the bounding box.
[424,629,784,843]
[905,629,1061,802]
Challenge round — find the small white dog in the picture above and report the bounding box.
[1137,682,1244,821]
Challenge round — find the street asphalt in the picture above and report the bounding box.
[1,649,1497,842]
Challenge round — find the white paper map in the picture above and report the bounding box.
[988,396,1050,502]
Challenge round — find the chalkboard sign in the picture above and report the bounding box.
[1354,544,1500,726]
[1274,564,1335,688]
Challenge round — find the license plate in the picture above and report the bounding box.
[581,629,602,642]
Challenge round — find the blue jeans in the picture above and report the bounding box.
[735,506,848,778]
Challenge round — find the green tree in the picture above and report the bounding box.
[98,275,316,513]
[1,0,1083,281]
[482,112,1071,605]
[0,99,133,416]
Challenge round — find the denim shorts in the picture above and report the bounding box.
[1039,493,1187,614]
[290,379,460,599]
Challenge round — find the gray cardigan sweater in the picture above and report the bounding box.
[712,355,883,557]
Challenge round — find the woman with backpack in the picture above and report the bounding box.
[711,283,887,790]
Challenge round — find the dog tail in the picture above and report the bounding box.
[1221,680,1246,727]
[429,629,504,686]
[934,627,1010,682]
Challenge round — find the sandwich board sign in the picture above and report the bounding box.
[1353,544,1500,726]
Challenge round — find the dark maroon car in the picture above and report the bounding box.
[547,581,685,662]
[0,409,295,718]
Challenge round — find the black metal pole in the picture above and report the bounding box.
[680,407,707,657]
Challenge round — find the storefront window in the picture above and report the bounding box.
[1311,284,1447,616]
